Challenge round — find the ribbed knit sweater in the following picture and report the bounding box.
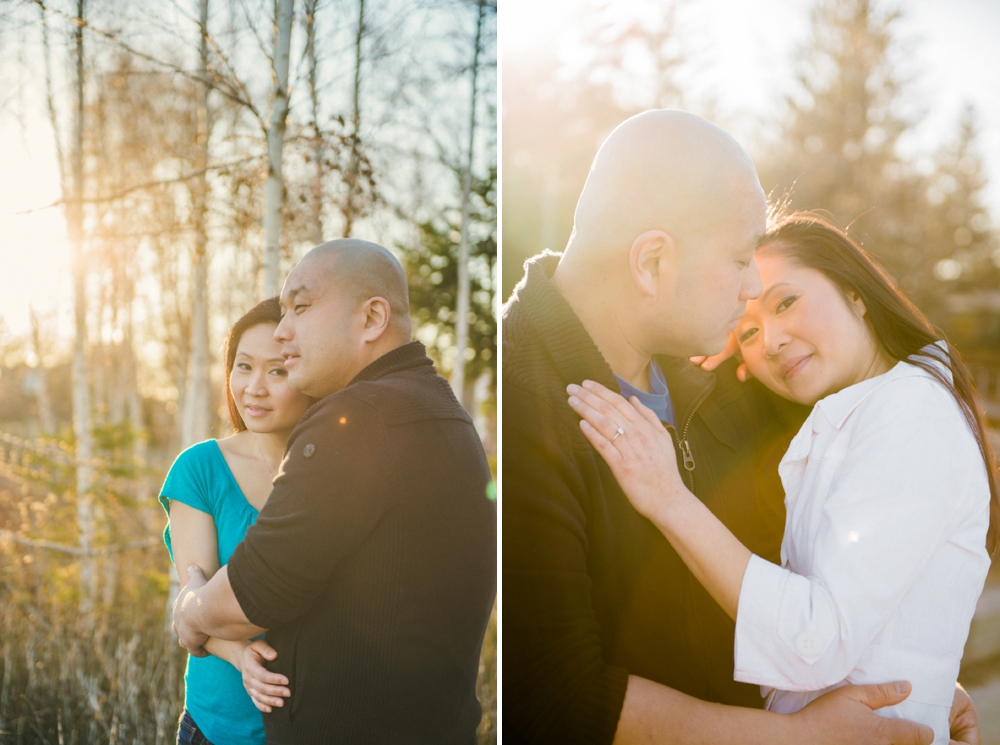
[503,253,805,744]
[229,341,497,745]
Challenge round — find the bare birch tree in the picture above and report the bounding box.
[262,0,295,297]
[65,0,96,608]
[181,0,213,448]
[451,0,486,408]
[304,0,324,245]
[341,0,365,238]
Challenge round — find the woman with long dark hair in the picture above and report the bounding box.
[160,297,312,745]
[567,212,996,744]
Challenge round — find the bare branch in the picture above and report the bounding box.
[31,0,265,125]
[14,156,261,213]
[0,531,159,557]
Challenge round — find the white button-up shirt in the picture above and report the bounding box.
[735,352,991,744]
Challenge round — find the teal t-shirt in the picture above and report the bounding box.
[159,440,266,745]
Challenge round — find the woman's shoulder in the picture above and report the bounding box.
[849,363,974,448]
[168,439,222,472]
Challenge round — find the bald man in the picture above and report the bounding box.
[173,240,497,744]
[503,111,948,744]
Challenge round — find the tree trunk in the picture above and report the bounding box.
[262,0,294,297]
[452,0,485,410]
[342,0,365,238]
[28,308,56,435]
[181,0,213,449]
[305,0,324,246]
[68,0,96,611]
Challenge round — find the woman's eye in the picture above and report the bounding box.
[236,363,251,371]
[738,328,758,344]
[269,368,287,376]
[776,295,797,312]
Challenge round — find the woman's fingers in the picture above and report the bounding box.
[568,390,628,443]
[242,644,291,713]
[579,380,645,422]
[579,420,623,468]
[628,396,663,428]
[248,638,279,662]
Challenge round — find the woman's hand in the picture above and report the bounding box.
[239,639,291,713]
[690,331,753,381]
[949,683,979,745]
[566,380,687,522]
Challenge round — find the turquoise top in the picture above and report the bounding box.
[159,440,266,745]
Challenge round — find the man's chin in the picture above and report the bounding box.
[287,370,310,394]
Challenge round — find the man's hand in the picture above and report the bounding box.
[240,640,291,713]
[792,681,934,745]
[950,683,979,745]
[172,565,210,656]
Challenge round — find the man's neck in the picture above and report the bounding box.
[552,265,652,392]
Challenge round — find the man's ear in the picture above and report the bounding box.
[629,229,678,298]
[361,296,392,342]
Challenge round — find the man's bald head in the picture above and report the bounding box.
[552,110,766,364]
[568,110,764,268]
[300,239,411,337]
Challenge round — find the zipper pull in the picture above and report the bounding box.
[679,439,696,472]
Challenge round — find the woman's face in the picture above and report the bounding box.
[735,250,888,405]
[230,323,313,434]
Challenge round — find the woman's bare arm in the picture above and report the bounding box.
[568,381,749,618]
[168,501,289,708]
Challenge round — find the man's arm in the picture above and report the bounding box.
[174,565,267,653]
[225,395,396,631]
[614,676,932,745]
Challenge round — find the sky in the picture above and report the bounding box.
[1,0,999,345]
[0,0,493,356]
[502,0,1000,214]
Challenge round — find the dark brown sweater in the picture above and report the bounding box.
[503,253,805,744]
[229,341,497,745]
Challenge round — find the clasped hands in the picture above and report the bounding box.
[172,564,211,657]
[170,565,291,712]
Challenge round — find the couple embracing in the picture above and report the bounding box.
[504,110,992,744]
[160,241,497,745]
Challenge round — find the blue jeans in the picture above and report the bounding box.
[176,710,215,745]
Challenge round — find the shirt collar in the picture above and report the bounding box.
[814,341,950,430]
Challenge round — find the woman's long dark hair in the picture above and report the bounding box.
[761,210,1000,557]
[221,297,283,433]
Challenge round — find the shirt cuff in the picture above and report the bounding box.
[734,554,791,686]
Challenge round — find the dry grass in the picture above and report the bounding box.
[0,442,497,744]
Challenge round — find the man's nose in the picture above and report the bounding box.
[275,312,293,342]
[739,257,762,301]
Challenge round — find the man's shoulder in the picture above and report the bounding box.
[290,393,386,445]
[340,364,473,429]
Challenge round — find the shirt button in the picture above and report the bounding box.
[303,443,316,457]
[796,632,821,656]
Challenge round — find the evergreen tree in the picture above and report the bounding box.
[922,105,997,292]
[759,0,923,293]
[401,167,497,388]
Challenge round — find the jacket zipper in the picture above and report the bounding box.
[671,386,711,493]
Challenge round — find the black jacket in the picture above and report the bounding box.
[503,252,805,744]
[229,342,497,745]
